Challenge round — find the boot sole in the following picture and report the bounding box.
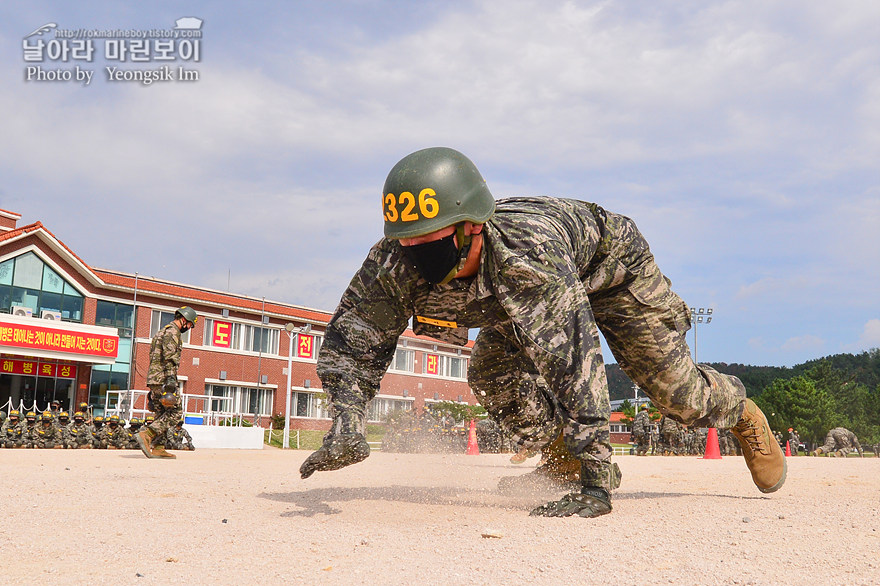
[758,457,787,493]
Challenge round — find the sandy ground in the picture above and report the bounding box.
[1,447,878,585]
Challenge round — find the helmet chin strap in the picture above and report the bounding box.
[437,223,472,285]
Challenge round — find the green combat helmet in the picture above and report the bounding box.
[175,306,198,325]
[383,147,495,284]
[383,146,495,240]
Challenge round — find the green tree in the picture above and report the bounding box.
[619,399,634,426]
[428,401,486,423]
[754,376,836,445]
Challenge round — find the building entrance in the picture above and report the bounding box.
[0,357,77,413]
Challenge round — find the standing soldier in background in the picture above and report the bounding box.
[299,147,787,518]
[631,404,651,456]
[136,306,197,460]
[787,428,800,456]
[78,402,91,424]
[812,427,864,457]
[659,415,684,455]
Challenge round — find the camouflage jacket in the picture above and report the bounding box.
[164,427,193,449]
[1,419,24,439]
[100,425,128,449]
[33,425,62,447]
[660,415,683,434]
[318,196,661,412]
[146,322,183,386]
[631,410,651,435]
[64,422,92,447]
[124,428,141,449]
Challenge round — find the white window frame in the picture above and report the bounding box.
[390,348,415,373]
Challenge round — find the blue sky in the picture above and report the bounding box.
[1,1,878,368]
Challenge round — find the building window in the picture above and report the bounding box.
[0,252,83,321]
[206,384,234,412]
[390,348,414,372]
[610,424,630,434]
[291,391,329,419]
[202,318,279,355]
[368,397,411,422]
[439,355,467,379]
[246,325,279,354]
[150,310,191,343]
[239,386,273,416]
[89,336,134,410]
[96,300,134,337]
[205,384,272,416]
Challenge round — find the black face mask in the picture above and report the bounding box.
[403,233,461,284]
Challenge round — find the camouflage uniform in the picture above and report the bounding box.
[23,413,38,448]
[124,418,143,449]
[164,423,195,451]
[33,415,63,448]
[65,414,93,448]
[815,427,863,457]
[100,416,128,449]
[1,412,25,448]
[788,430,800,456]
[317,197,747,492]
[659,415,685,455]
[631,409,651,456]
[145,321,184,442]
[90,416,105,448]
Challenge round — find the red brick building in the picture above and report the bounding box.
[0,208,474,431]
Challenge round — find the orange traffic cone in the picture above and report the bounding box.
[702,427,722,459]
[785,440,791,457]
[466,419,480,455]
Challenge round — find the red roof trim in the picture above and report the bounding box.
[2,219,476,348]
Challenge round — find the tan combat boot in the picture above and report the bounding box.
[509,446,538,464]
[731,399,787,493]
[136,428,160,459]
[150,444,177,459]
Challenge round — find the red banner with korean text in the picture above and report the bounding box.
[425,353,439,375]
[0,321,118,359]
[0,358,77,379]
[297,334,313,359]
[212,320,232,348]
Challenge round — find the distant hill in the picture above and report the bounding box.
[606,349,880,400]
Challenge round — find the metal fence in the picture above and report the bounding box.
[0,392,261,428]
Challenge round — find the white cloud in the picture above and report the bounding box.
[2,1,879,368]
[847,318,880,352]
[780,334,825,353]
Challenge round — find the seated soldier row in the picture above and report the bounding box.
[0,409,194,451]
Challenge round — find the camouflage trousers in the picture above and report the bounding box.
[469,258,747,492]
[818,429,862,456]
[146,384,182,445]
[632,432,650,455]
